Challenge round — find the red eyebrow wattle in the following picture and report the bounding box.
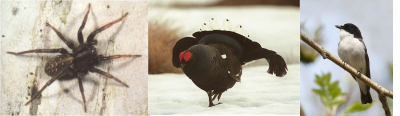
[184,52,192,61]
[179,52,184,61]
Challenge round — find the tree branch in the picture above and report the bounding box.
[379,94,392,116]
[300,32,393,115]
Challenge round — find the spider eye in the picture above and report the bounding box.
[183,52,192,61]
[179,52,184,61]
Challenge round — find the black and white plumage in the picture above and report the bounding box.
[336,23,373,104]
[172,18,288,107]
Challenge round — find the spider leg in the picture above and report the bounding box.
[89,67,129,87]
[25,71,66,105]
[46,22,75,49]
[78,4,91,45]
[7,48,69,55]
[86,13,129,43]
[77,73,87,112]
[98,55,141,61]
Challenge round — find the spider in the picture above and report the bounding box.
[7,4,141,112]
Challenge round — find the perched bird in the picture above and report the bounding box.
[336,23,373,104]
[172,18,288,107]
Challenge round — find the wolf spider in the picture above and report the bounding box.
[7,4,140,112]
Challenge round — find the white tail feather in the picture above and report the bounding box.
[200,18,249,38]
[223,19,232,31]
[209,18,220,30]
[242,32,249,38]
[234,25,243,35]
[201,22,211,31]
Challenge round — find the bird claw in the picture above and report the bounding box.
[208,102,222,107]
[342,60,347,66]
[357,69,362,77]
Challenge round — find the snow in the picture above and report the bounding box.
[149,64,299,115]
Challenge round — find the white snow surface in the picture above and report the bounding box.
[149,64,299,115]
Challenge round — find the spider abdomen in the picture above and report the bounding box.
[45,54,74,77]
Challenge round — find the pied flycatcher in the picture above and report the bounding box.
[336,23,373,104]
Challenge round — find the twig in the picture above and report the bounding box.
[300,106,306,116]
[300,32,393,115]
[379,94,392,116]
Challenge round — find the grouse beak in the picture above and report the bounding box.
[181,63,186,68]
[335,25,342,29]
[233,76,241,83]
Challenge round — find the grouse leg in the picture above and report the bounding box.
[207,90,216,107]
[212,93,218,101]
[213,92,223,105]
[217,93,222,101]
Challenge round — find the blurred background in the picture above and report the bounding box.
[148,0,300,115]
[149,0,300,74]
[300,0,393,116]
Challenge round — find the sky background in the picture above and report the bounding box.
[300,0,393,116]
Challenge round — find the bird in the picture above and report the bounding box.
[172,18,288,107]
[336,23,373,104]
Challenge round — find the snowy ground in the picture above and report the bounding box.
[149,64,300,115]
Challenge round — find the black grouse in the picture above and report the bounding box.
[172,18,288,107]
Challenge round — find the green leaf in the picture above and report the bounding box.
[321,96,330,106]
[300,45,319,64]
[332,99,346,106]
[329,81,339,89]
[313,72,347,111]
[344,101,374,114]
[328,81,339,92]
[322,73,331,85]
[313,89,325,96]
[330,87,341,99]
[315,74,324,87]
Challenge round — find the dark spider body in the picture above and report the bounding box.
[7,4,141,112]
[44,54,75,79]
[44,45,98,80]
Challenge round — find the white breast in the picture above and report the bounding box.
[338,30,366,71]
[338,39,366,70]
